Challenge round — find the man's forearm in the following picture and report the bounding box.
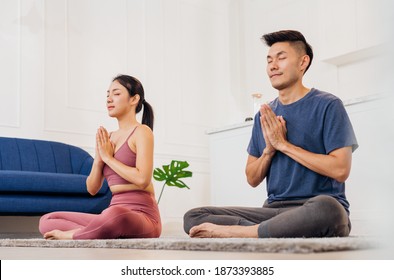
[278,141,352,182]
[245,149,275,187]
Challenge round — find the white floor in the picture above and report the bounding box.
[3,246,394,260]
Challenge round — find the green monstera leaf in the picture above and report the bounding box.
[153,160,192,204]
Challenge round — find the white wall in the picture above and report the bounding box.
[1,0,393,233]
[0,0,242,224]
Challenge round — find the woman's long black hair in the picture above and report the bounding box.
[112,74,154,131]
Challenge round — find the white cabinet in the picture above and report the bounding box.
[344,97,394,235]
[207,122,267,207]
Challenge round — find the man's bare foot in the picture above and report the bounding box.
[43,229,79,240]
[189,222,259,238]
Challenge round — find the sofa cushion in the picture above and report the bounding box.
[0,170,108,195]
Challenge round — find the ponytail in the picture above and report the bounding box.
[142,100,154,131]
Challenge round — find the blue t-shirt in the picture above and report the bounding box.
[247,88,358,213]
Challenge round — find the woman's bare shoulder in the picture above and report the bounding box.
[133,125,153,144]
[136,124,153,136]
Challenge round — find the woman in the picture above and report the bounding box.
[39,74,161,240]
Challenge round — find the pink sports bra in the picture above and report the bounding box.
[103,127,138,186]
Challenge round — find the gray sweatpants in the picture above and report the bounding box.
[183,195,351,238]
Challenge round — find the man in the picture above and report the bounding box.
[183,30,358,238]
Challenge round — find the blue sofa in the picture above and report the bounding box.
[0,136,111,215]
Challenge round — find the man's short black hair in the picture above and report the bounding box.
[261,30,313,74]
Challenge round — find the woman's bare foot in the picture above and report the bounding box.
[43,229,79,240]
[189,222,259,238]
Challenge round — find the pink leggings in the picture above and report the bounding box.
[39,190,161,239]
